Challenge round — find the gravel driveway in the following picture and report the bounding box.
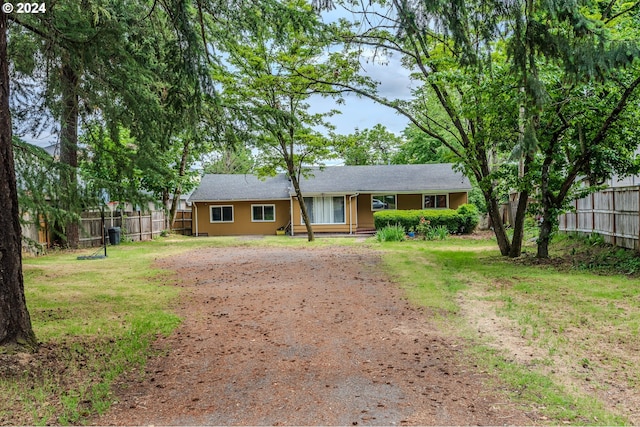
[92,245,532,425]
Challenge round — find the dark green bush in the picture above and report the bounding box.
[373,204,479,234]
[456,203,479,233]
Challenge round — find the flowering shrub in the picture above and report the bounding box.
[414,218,449,240]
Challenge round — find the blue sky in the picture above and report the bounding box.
[309,58,413,136]
[311,4,413,136]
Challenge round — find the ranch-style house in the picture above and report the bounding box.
[188,163,472,236]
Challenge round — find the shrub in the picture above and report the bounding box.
[456,203,479,233]
[375,224,406,242]
[373,204,479,234]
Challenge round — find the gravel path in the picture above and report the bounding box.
[92,245,532,425]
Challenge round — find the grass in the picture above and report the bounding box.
[2,235,236,425]
[4,232,639,425]
[377,235,638,425]
[3,234,366,425]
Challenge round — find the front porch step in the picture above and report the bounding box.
[355,228,376,235]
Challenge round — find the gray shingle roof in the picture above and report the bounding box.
[297,164,470,194]
[188,173,290,201]
[189,164,471,202]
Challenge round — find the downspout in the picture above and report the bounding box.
[194,202,199,236]
[349,193,359,235]
[289,194,294,236]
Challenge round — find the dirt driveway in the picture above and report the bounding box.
[93,244,533,425]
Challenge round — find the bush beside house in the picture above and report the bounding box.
[373,204,479,234]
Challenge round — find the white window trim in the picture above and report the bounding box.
[251,204,276,222]
[371,194,397,211]
[210,205,234,223]
[422,193,449,209]
[302,196,347,225]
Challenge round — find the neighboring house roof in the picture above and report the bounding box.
[189,164,471,202]
[42,143,59,158]
[189,173,290,201]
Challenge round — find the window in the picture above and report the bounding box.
[423,194,448,209]
[210,205,233,223]
[303,196,345,224]
[252,204,275,222]
[372,194,396,211]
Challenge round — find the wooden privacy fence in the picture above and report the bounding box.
[172,210,192,236]
[558,186,640,251]
[79,210,166,247]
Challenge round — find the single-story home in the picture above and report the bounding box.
[188,164,472,236]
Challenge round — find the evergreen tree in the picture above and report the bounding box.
[0,11,37,350]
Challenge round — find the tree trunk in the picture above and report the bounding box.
[162,189,170,230]
[0,13,38,350]
[508,189,529,258]
[288,171,314,242]
[58,61,80,248]
[485,195,511,256]
[169,139,191,230]
[537,214,553,259]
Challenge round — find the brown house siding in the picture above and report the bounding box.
[356,192,469,229]
[192,192,469,236]
[193,200,290,236]
[449,192,468,208]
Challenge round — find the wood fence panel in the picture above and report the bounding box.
[559,186,640,251]
[171,210,193,235]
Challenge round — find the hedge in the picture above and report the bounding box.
[373,203,479,234]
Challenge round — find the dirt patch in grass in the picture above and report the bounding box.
[0,340,112,425]
[87,245,534,425]
[459,240,640,425]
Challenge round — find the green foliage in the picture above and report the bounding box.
[332,124,402,165]
[374,209,458,233]
[374,204,478,234]
[375,224,406,242]
[392,123,454,164]
[203,145,255,174]
[333,0,640,259]
[13,137,93,241]
[456,203,480,233]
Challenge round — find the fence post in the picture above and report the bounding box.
[637,187,640,251]
[612,189,617,247]
[591,192,595,233]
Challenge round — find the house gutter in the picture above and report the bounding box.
[349,193,359,234]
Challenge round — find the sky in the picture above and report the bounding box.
[18,4,414,147]
[311,4,413,137]
[309,58,413,136]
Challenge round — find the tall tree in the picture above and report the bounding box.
[0,11,37,350]
[203,144,256,174]
[392,123,453,164]
[505,1,640,258]
[321,0,640,257]
[333,124,402,165]
[322,0,523,256]
[212,0,355,241]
